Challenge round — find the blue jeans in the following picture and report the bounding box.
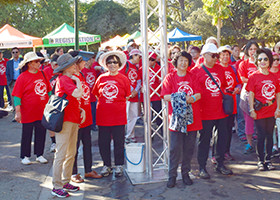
[236,94,245,138]
[91,101,97,128]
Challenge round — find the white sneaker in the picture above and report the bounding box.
[21,157,31,165]
[36,156,48,164]
[50,143,56,153]
[100,166,112,177]
[115,165,123,177]
[5,104,14,112]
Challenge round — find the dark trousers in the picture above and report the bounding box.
[236,94,245,138]
[197,118,227,169]
[225,114,235,153]
[20,121,46,158]
[151,100,162,127]
[255,117,275,162]
[169,131,197,178]
[72,125,93,174]
[0,85,4,108]
[91,101,97,128]
[98,125,125,166]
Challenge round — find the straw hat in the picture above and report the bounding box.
[19,52,44,69]
[99,51,127,70]
[53,53,82,73]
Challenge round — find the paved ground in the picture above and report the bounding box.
[1,112,280,200]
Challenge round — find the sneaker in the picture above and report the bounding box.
[198,168,210,179]
[167,177,176,188]
[182,173,193,185]
[115,165,123,177]
[21,156,31,165]
[215,165,233,175]
[50,143,56,153]
[211,156,217,165]
[5,104,14,112]
[100,166,112,177]
[266,162,276,170]
[125,137,137,144]
[239,137,247,143]
[71,174,84,183]
[51,188,70,198]
[244,144,254,154]
[224,153,234,161]
[63,183,79,192]
[36,156,48,164]
[257,162,265,171]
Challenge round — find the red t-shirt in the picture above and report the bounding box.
[75,73,92,128]
[238,59,257,79]
[12,71,51,123]
[55,75,81,124]
[168,60,176,74]
[119,61,140,102]
[188,60,195,72]
[81,67,98,102]
[194,56,204,68]
[92,72,131,126]
[269,69,280,83]
[161,71,202,132]
[246,71,280,119]
[223,65,242,114]
[43,66,57,89]
[0,58,9,85]
[191,64,228,120]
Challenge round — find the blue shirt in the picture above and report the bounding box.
[13,59,20,80]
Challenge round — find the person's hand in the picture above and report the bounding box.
[15,111,21,123]
[275,109,280,119]
[186,95,195,104]
[130,90,138,98]
[80,108,86,124]
[71,75,79,82]
[250,110,257,119]
[232,87,240,95]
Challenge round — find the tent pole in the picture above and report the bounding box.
[74,0,79,50]
[86,44,89,51]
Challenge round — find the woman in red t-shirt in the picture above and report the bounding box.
[51,53,84,198]
[247,48,280,171]
[161,51,202,188]
[216,46,241,161]
[92,51,131,178]
[168,45,181,74]
[238,41,259,154]
[12,52,50,165]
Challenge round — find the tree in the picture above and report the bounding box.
[201,0,232,46]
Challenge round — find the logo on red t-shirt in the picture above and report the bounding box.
[103,82,118,100]
[178,82,193,96]
[128,69,138,84]
[86,72,95,87]
[205,76,220,92]
[0,64,5,75]
[82,83,90,101]
[262,83,276,100]
[34,80,47,97]
[248,68,256,77]
[225,73,234,90]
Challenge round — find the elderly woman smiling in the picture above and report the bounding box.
[92,51,131,177]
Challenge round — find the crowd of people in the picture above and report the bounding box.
[0,37,280,197]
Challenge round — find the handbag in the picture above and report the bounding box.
[41,94,68,132]
[201,65,234,115]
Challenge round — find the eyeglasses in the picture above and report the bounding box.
[273,58,280,61]
[12,51,19,54]
[171,52,178,55]
[208,53,219,59]
[106,61,119,65]
[257,57,269,62]
[149,58,155,61]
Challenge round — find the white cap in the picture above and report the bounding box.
[201,43,218,55]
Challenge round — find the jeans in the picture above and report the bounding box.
[98,125,125,166]
[0,85,4,108]
[169,131,197,178]
[151,100,162,127]
[20,121,46,158]
[91,101,97,128]
[73,125,93,174]
[197,118,227,169]
[225,114,235,153]
[236,94,245,138]
[255,117,275,162]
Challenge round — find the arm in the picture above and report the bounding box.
[275,92,280,118]
[248,91,256,119]
[186,93,201,104]
[241,76,248,83]
[163,94,171,102]
[71,76,83,98]
[15,105,21,123]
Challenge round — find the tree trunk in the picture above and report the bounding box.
[216,18,222,47]
[179,0,185,21]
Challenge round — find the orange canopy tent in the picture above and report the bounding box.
[0,24,43,49]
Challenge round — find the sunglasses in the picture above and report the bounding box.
[171,52,178,55]
[273,58,280,61]
[12,51,19,54]
[33,60,41,63]
[106,61,119,65]
[257,57,269,62]
[208,53,219,59]
[149,58,155,61]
